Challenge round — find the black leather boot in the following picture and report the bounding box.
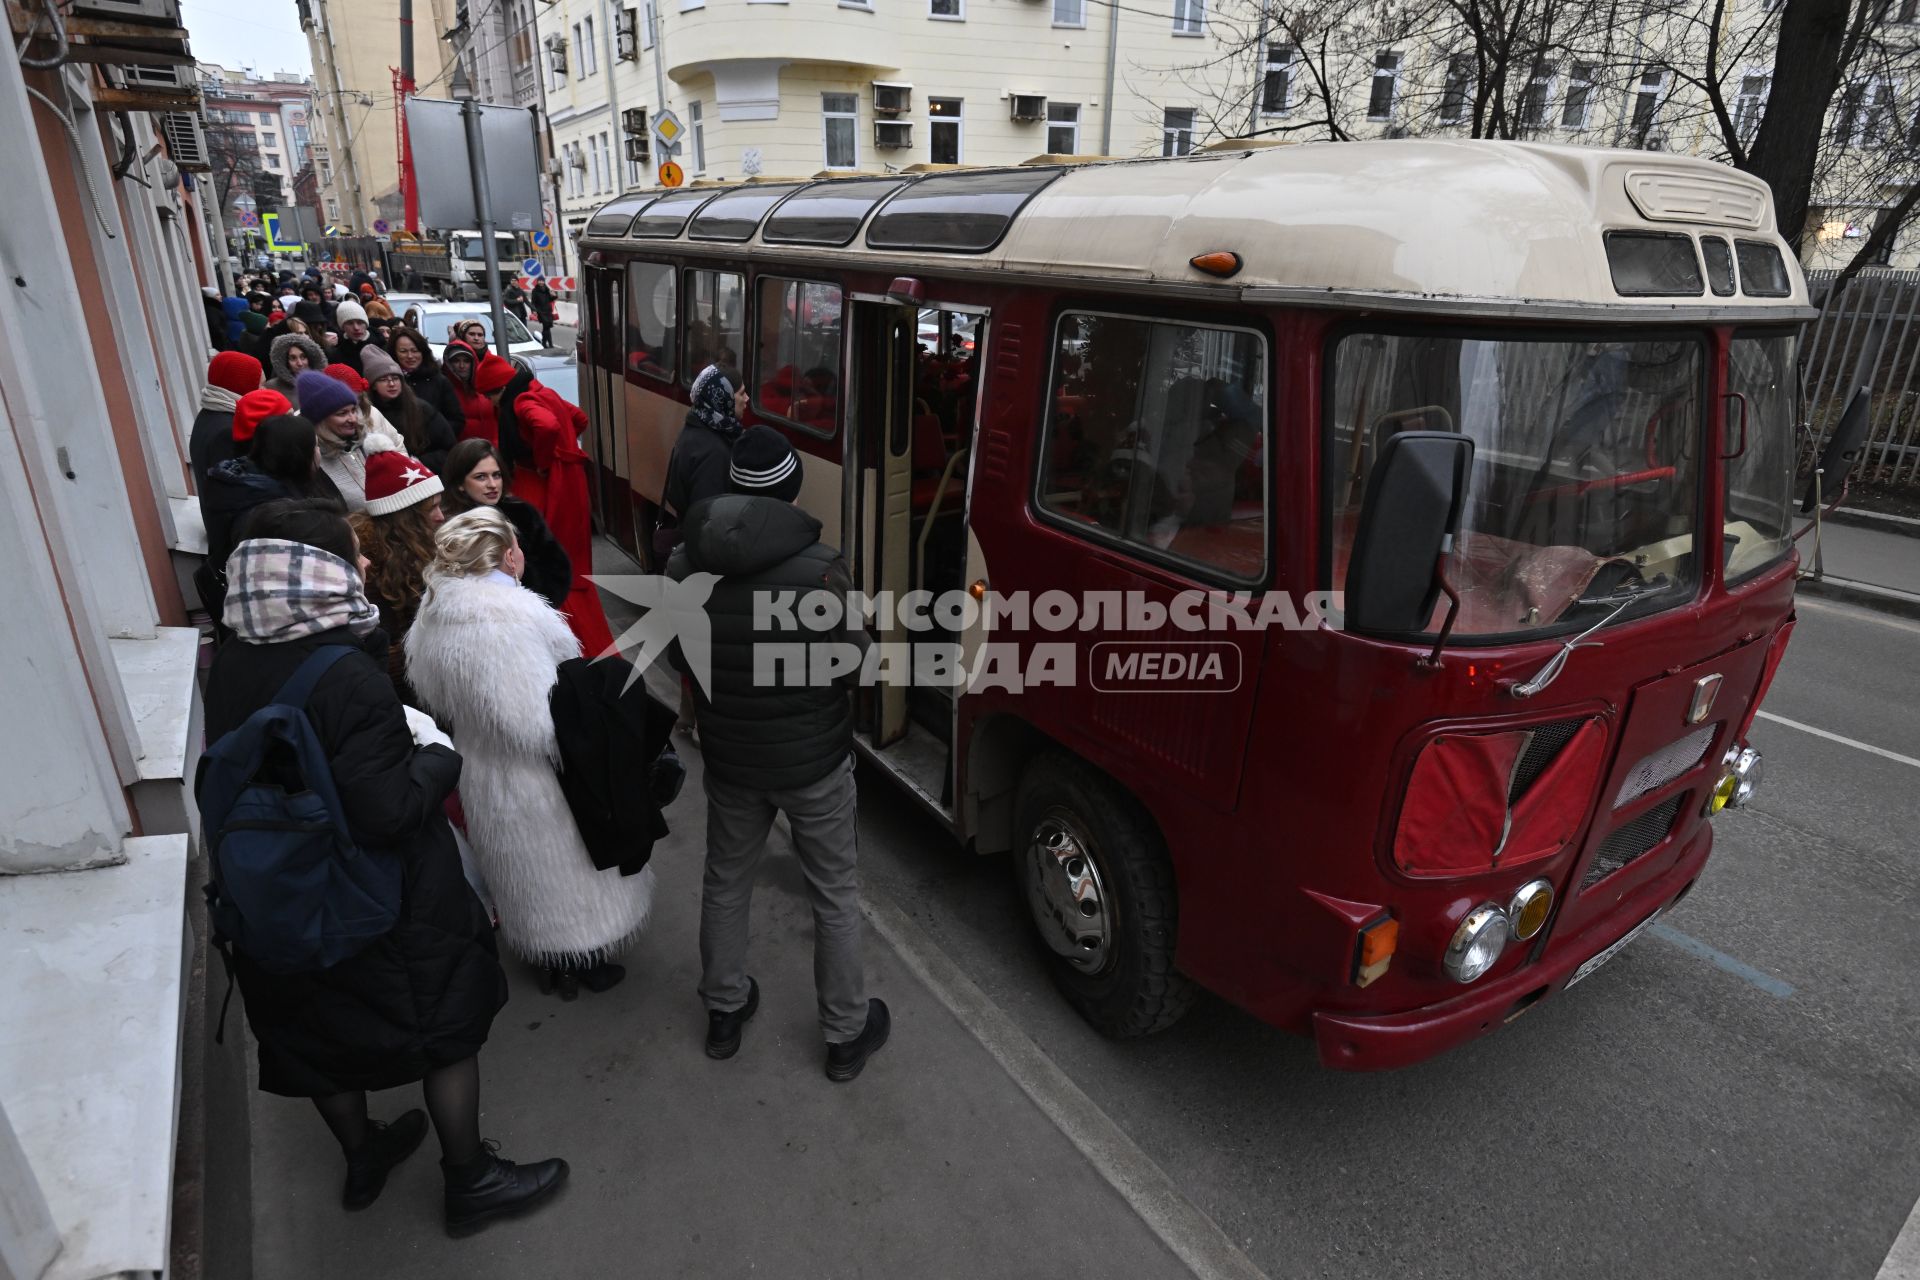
[825,999,891,1083]
[442,1140,568,1235]
[704,977,759,1059]
[341,1109,428,1210]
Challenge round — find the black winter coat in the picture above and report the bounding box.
[333,336,374,375]
[496,494,571,609]
[203,627,506,1097]
[407,367,466,438]
[190,407,237,489]
[370,391,458,475]
[549,655,673,875]
[668,496,867,791]
[200,458,292,570]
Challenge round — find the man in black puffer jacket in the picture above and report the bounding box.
[667,426,890,1083]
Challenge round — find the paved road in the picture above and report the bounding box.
[850,591,1920,1280]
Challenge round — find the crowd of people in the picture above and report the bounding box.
[191,269,888,1237]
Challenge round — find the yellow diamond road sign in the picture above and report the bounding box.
[654,108,684,145]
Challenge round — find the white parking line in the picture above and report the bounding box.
[1754,711,1920,771]
[862,894,1273,1280]
[1795,596,1920,637]
[1878,1194,1920,1278]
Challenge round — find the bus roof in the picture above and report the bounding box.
[578,140,1814,321]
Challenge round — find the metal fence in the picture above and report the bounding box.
[1800,269,1920,487]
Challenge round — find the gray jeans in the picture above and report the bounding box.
[699,756,867,1043]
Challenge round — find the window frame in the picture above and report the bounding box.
[1367,51,1402,121]
[751,274,847,440]
[1723,326,1802,586]
[681,265,748,390]
[1561,61,1598,130]
[1053,0,1086,27]
[1439,51,1474,125]
[1262,43,1295,115]
[822,93,860,171]
[929,96,965,165]
[1046,101,1081,155]
[930,0,964,19]
[1517,59,1556,130]
[1030,305,1275,589]
[690,99,707,173]
[1161,107,1196,156]
[1171,0,1204,36]
[623,257,680,384]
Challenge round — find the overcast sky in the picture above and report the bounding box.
[180,0,312,79]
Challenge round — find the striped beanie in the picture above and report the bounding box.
[728,425,803,503]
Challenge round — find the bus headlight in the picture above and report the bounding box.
[1709,746,1763,814]
[1507,879,1555,942]
[1443,905,1510,983]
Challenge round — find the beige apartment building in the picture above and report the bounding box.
[530,0,1920,270]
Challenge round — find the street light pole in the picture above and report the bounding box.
[453,64,511,366]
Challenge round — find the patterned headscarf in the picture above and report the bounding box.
[223,537,379,644]
[687,364,744,442]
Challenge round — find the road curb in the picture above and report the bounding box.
[1796,573,1920,621]
[1827,506,1920,538]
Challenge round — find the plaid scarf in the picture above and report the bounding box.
[223,538,379,644]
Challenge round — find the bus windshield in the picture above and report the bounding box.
[1329,333,1704,639]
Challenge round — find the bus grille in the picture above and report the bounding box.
[1582,794,1686,888]
[1508,718,1586,803]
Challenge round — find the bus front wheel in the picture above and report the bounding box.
[1014,755,1194,1039]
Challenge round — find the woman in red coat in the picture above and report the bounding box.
[441,341,498,446]
[475,354,614,656]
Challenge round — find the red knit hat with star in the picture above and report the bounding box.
[361,440,444,517]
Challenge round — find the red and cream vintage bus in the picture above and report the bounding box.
[573,141,1806,1069]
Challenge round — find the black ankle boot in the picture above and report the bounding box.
[442,1140,568,1235]
[342,1109,428,1210]
[705,977,759,1059]
[545,967,580,1001]
[825,999,892,1083]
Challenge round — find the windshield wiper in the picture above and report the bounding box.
[1506,582,1664,700]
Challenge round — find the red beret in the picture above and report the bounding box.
[232,389,292,444]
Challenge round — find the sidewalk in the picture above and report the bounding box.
[1798,513,1920,619]
[244,548,1195,1278]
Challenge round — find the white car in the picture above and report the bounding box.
[400,300,578,407]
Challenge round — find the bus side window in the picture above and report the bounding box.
[684,268,746,388]
[1035,312,1268,584]
[625,260,679,382]
[755,277,844,437]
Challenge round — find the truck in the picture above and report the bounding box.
[386,231,522,299]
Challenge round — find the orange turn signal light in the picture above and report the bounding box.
[1189,251,1243,278]
[1355,917,1398,987]
[969,579,988,600]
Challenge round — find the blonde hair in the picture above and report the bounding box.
[429,506,516,581]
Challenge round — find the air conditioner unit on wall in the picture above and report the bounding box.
[615,8,638,60]
[873,82,912,116]
[875,119,913,149]
[115,62,196,95]
[1008,93,1047,122]
[70,0,181,21]
[622,107,648,134]
[625,136,651,163]
[160,111,210,170]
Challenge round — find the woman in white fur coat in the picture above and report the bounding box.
[405,506,652,999]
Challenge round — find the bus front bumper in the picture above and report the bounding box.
[1310,829,1712,1072]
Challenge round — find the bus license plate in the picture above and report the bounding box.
[1565,910,1661,989]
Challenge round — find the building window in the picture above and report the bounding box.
[1046,101,1080,154]
[1899,0,1919,21]
[931,0,962,17]
[1261,43,1294,114]
[1518,60,1554,128]
[326,197,339,220]
[1837,76,1894,145]
[602,132,616,191]
[1162,107,1195,156]
[1561,61,1597,128]
[929,97,963,164]
[1439,52,1474,124]
[1631,68,1669,144]
[1733,73,1769,144]
[258,111,273,125]
[690,100,707,172]
[266,153,281,169]
[584,15,598,74]
[1172,0,1203,35]
[572,23,584,78]
[1053,0,1084,26]
[1367,51,1401,121]
[823,93,858,170]
[261,131,277,148]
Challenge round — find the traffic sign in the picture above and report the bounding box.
[654,108,685,146]
[261,212,302,254]
[522,258,544,279]
[372,218,391,234]
[532,230,551,249]
[659,160,684,188]
[234,207,260,228]
[555,276,576,291]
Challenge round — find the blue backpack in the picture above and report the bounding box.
[196,645,403,978]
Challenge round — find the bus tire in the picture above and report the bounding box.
[1014,754,1194,1039]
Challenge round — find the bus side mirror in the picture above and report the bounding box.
[1345,432,1475,636]
[1801,385,1871,513]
